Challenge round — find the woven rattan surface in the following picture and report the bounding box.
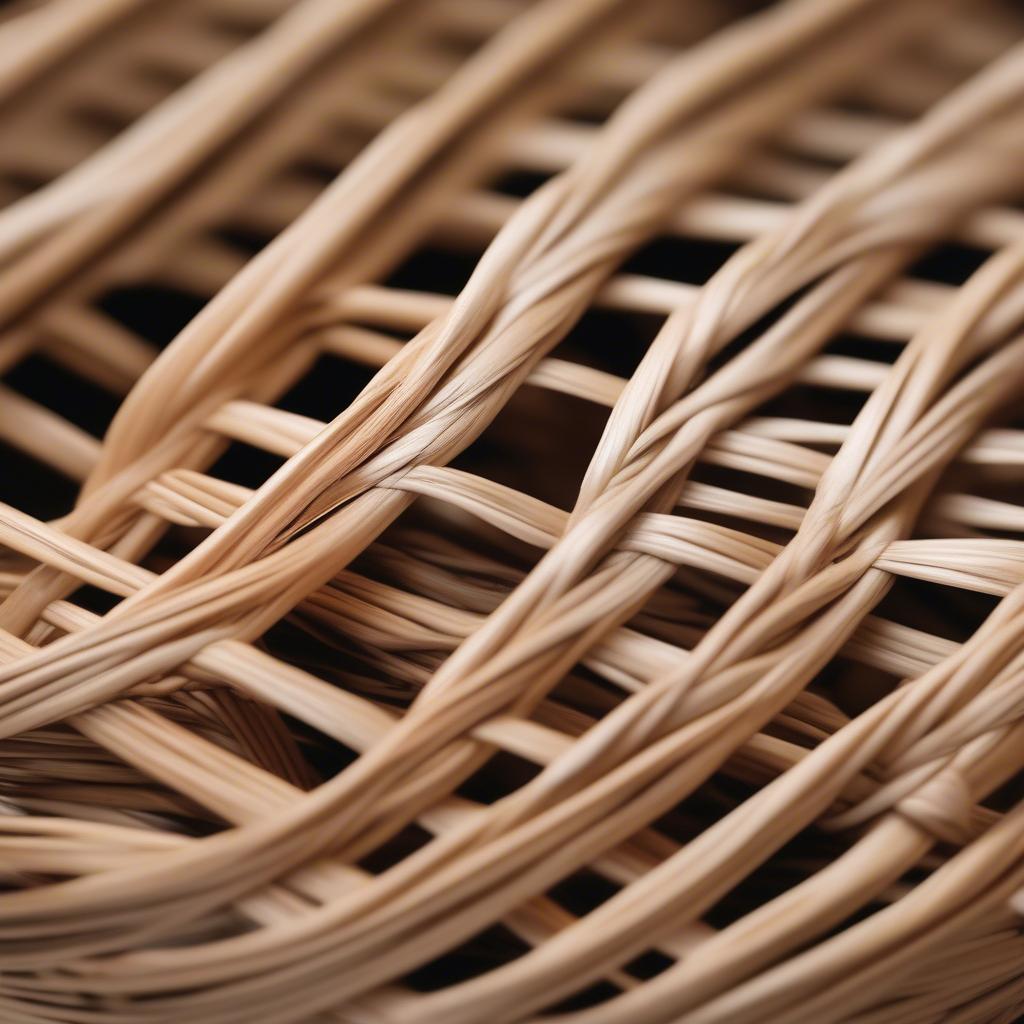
[2,0,1024,1021]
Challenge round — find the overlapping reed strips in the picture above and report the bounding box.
[0,0,914,700]
[1,0,1024,1020]
[168,47,1024,1024]
[0,0,417,314]
[0,0,528,393]
[0,0,152,102]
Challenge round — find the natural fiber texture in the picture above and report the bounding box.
[2,0,1024,1020]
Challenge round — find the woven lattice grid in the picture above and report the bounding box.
[2,0,1024,1021]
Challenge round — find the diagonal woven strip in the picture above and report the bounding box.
[2,0,1024,1021]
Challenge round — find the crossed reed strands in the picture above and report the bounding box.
[2,0,1024,1020]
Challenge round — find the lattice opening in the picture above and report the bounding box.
[97,282,207,350]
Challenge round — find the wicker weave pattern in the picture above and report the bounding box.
[2,0,1024,1021]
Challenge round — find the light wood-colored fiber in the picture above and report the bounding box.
[1,0,1024,1021]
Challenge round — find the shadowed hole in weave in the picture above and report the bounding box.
[551,306,663,379]
[383,501,519,601]
[302,642,436,706]
[0,713,226,839]
[543,980,624,1013]
[431,17,506,58]
[621,235,738,286]
[365,510,537,610]
[66,104,134,142]
[455,751,542,806]
[771,135,847,176]
[225,165,346,242]
[815,658,896,721]
[387,870,635,1008]
[874,576,1000,649]
[489,168,550,200]
[385,244,479,297]
[702,797,861,932]
[273,708,359,784]
[628,580,711,648]
[556,97,620,127]
[290,154,344,188]
[275,352,376,424]
[5,352,120,438]
[449,385,609,510]
[828,90,909,121]
[0,441,78,519]
[130,59,198,93]
[202,8,275,41]
[621,559,741,642]
[547,868,620,918]
[909,242,991,287]
[758,381,868,426]
[445,305,663,508]
[403,923,532,993]
[207,439,286,491]
[0,171,46,203]
[67,583,122,618]
[827,331,902,366]
[625,949,676,981]
[98,281,207,349]
[358,822,433,875]
[808,862,932,947]
[701,279,813,385]
[647,773,755,850]
[720,169,803,205]
[982,768,1024,815]
[138,523,211,577]
[214,223,275,258]
[546,663,640,722]
[262,612,400,704]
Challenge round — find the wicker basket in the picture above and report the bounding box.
[2,0,1024,1020]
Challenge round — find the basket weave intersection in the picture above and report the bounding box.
[2,0,1024,1021]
